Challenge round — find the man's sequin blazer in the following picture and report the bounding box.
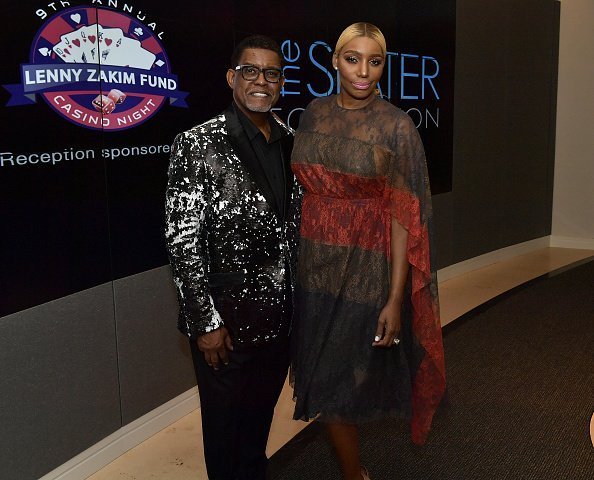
[165,105,301,346]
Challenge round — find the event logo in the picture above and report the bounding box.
[3,5,187,131]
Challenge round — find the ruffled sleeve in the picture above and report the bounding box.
[383,113,446,445]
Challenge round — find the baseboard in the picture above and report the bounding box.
[436,236,551,283]
[39,387,200,480]
[549,235,594,250]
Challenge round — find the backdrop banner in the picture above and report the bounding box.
[0,0,455,317]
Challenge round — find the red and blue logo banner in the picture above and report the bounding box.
[4,5,188,130]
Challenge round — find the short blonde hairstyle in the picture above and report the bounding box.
[334,22,387,56]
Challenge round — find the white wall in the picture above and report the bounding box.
[552,0,594,249]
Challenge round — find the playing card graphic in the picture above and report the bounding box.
[102,37,156,69]
[53,36,80,63]
[98,26,124,63]
[53,25,101,63]
[78,24,100,63]
[53,24,156,69]
[57,30,87,62]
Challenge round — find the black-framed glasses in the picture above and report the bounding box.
[235,64,283,83]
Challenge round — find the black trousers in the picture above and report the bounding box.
[190,336,290,480]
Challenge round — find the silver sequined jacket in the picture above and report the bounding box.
[165,105,301,346]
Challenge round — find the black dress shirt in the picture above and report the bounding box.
[234,103,286,219]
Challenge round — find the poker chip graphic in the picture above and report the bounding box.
[5,6,187,131]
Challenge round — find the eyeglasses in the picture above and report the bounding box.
[235,64,283,83]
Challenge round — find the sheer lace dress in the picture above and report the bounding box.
[290,95,445,445]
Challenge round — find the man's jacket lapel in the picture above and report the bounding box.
[224,105,280,216]
[279,129,294,221]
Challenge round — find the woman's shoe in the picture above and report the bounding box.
[361,466,371,480]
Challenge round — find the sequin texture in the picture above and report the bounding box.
[165,108,301,346]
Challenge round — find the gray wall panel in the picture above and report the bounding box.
[451,1,507,260]
[545,1,560,234]
[432,192,454,269]
[0,284,120,480]
[449,0,559,262]
[498,1,556,244]
[113,266,197,425]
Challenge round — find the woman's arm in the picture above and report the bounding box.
[372,216,409,347]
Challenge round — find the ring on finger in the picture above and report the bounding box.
[393,338,400,345]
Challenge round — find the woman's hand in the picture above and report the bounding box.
[373,216,408,348]
[372,300,401,347]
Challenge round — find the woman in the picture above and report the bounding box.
[290,22,446,480]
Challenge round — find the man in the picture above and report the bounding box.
[165,35,300,480]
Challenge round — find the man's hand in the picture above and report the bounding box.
[196,327,234,370]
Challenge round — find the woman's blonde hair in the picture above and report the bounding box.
[334,22,386,56]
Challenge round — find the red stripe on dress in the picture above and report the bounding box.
[385,185,446,444]
[296,163,388,252]
[293,163,384,198]
[300,193,388,252]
